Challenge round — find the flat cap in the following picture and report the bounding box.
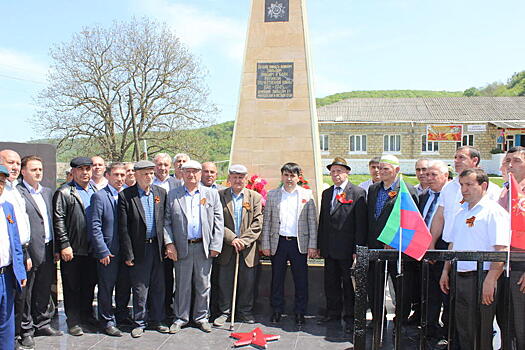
[134,160,155,170]
[70,157,93,168]
[229,164,248,174]
[181,160,202,170]
[326,157,351,171]
[0,165,9,176]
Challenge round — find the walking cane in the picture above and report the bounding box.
[229,251,241,331]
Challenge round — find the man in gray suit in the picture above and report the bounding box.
[261,162,318,326]
[164,160,224,334]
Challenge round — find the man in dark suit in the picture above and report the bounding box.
[317,157,367,333]
[118,160,169,338]
[367,154,418,328]
[53,157,98,336]
[17,156,62,347]
[416,160,449,348]
[88,162,127,337]
[152,153,181,323]
[0,164,27,350]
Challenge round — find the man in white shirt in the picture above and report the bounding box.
[359,157,380,193]
[439,168,509,350]
[430,146,501,248]
[90,156,108,190]
[261,162,318,327]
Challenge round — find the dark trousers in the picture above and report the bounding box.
[115,260,132,323]
[60,255,98,328]
[31,244,56,332]
[427,261,449,337]
[129,242,165,328]
[0,268,16,350]
[324,256,354,322]
[96,256,124,328]
[209,258,221,319]
[456,272,499,350]
[367,260,413,324]
[14,264,32,338]
[163,258,174,320]
[497,270,525,350]
[270,237,308,314]
[217,255,256,317]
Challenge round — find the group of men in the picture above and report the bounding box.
[1,145,524,350]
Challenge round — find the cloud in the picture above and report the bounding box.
[133,0,246,62]
[0,48,48,83]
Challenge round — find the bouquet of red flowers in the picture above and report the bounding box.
[298,175,310,189]
[246,174,268,206]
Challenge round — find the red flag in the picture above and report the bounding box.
[510,173,525,249]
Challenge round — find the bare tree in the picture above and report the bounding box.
[34,17,216,161]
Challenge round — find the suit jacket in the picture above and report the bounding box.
[89,186,119,260]
[53,181,97,256]
[261,186,317,255]
[164,184,224,259]
[17,183,54,267]
[367,180,418,249]
[118,184,167,263]
[2,200,27,291]
[318,182,368,259]
[218,188,263,267]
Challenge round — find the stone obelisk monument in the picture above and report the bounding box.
[230,0,322,200]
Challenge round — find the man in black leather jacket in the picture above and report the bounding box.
[53,157,98,336]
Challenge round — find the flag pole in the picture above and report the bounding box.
[507,174,512,278]
[398,174,403,275]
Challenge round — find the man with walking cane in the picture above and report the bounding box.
[213,164,263,327]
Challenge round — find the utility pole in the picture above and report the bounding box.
[129,88,140,161]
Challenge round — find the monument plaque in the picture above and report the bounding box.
[256,62,293,99]
[264,0,289,22]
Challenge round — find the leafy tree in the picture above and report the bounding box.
[34,17,216,161]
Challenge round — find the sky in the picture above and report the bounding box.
[1,0,524,142]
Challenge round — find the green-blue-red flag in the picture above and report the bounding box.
[377,177,432,261]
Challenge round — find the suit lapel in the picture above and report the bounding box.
[131,186,147,225]
[224,189,234,220]
[152,186,162,231]
[176,186,189,219]
[331,182,352,215]
[19,185,43,219]
[240,188,249,230]
[70,185,86,214]
[104,186,116,211]
[199,187,208,232]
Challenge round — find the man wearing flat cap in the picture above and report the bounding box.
[317,157,367,333]
[366,154,418,329]
[213,165,263,327]
[53,157,98,336]
[118,160,170,338]
[164,160,224,334]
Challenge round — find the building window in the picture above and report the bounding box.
[349,135,367,153]
[456,134,474,149]
[320,134,329,152]
[384,134,401,153]
[421,135,439,153]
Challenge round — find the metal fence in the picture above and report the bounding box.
[353,246,525,350]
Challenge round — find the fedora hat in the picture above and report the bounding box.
[326,157,351,171]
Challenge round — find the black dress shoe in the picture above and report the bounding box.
[105,325,123,337]
[295,313,305,326]
[35,326,63,337]
[270,312,282,323]
[317,315,341,324]
[19,335,35,349]
[238,314,255,324]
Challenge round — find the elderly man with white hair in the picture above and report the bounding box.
[172,153,190,181]
[164,160,224,334]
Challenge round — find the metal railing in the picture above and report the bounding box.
[353,246,525,350]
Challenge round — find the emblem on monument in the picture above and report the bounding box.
[265,0,289,22]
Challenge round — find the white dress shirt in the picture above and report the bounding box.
[279,186,299,237]
[358,179,374,193]
[153,176,171,193]
[23,180,52,243]
[331,180,348,210]
[0,196,12,267]
[449,198,510,271]
[89,177,108,191]
[439,177,502,243]
[4,179,30,245]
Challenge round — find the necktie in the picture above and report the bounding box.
[424,192,440,227]
[331,186,341,211]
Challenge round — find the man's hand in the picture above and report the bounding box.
[482,275,498,305]
[262,249,271,257]
[125,260,134,267]
[307,248,319,259]
[210,250,220,258]
[231,238,245,252]
[21,279,27,288]
[60,247,74,262]
[99,254,114,266]
[439,270,449,294]
[518,272,525,293]
[165,243,178,261]
[25,258,32,272]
